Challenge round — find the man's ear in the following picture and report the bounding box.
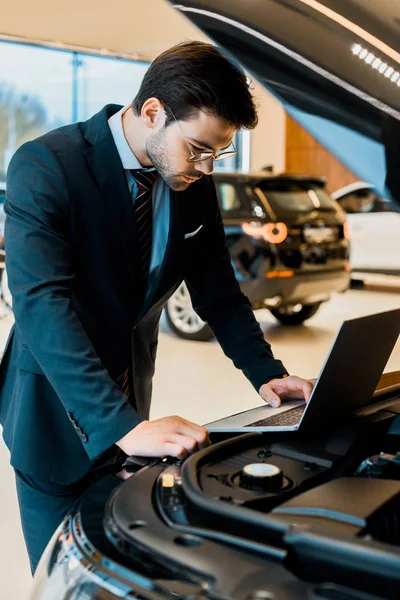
[141,97,165,129]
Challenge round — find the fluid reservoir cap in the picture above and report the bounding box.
[240,463,283,492]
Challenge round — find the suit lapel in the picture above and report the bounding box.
[82,105,140,297]
[137,179,207,320]
[81,106,205,320]
[138,190,181,318]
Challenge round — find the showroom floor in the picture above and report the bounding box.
[0,279,399,599]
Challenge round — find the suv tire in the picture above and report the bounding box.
[1,269,12,311]
[269,302,321,326]
[165,283,214,341]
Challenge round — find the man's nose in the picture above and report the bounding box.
[195,157,214,175]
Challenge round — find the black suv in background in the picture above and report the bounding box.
[166,172,350,340]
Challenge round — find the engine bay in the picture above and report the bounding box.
[96,384,400,600]
[36,383,400,600]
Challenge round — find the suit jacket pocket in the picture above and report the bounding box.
[12,346,45,375]
[184,224,203,239]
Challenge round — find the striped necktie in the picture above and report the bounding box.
[130,169,157,299]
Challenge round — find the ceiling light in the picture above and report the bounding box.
[351,43,400,87]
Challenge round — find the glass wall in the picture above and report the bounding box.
[0,42,148,181]
[0,40,247,181]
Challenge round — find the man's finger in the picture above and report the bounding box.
[171,417,210,447]
[168,433,199,455]
[268,376,316,402]
[197,432,211,449]
[302,381,315,402]
[164,442,188,460]
[261,386,281,407]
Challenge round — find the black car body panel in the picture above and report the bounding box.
[170,1,400,139]
[214,172,350,308]
[169,1,400,205]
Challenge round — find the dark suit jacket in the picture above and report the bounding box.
[0,104,287,484]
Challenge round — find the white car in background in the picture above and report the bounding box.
[332,182,400,276]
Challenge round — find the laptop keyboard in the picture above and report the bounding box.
[246,405,306,427]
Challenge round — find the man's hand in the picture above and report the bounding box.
[259,376,317,407]
[115,416,210,460]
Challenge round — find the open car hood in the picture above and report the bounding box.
[169,1,400,204]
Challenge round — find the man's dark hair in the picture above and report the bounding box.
[132,41,258,130]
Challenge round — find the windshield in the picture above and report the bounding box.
[257,182,339,216]
[337,189,399,214]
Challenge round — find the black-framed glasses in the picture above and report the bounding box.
[165,105,237,163]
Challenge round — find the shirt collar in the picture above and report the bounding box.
[108,105,154,171]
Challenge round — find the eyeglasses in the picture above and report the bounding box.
[164,105,237,163]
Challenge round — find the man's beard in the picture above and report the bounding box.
[146,129,201,191]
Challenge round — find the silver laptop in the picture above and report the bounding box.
[206,309,400,433]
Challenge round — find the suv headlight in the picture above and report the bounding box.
[29,517,120,600]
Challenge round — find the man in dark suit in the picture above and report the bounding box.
[0,41,314,572]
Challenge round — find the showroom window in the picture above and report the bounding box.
[214,130,250,174]
[1,42,73,179]
[217,182,252,216]
[218,183,242,212]
[66,52,149,122]
[0,40,248,181]
[0,42,148,180]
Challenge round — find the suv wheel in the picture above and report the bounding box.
[1,269,12,311]
[269,302,321,326]
[165,283,214,341]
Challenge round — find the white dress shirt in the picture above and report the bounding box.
[108,105,170,297]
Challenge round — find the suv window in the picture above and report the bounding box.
[217,183,246,213]
[339,190,394,214]
[257,182,338,215]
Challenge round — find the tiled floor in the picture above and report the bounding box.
[0,280,399,598]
